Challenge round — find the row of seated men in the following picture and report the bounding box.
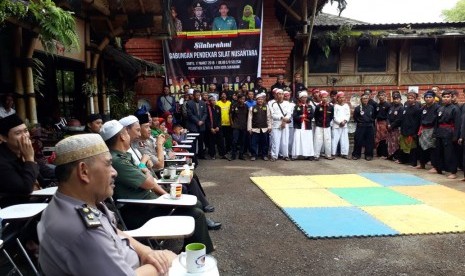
[0,113,220,275]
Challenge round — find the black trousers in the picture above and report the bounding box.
[376,141,388,157]
[418,147,434,166]
[206,130,226,157]
[433,134,457,174]
[352,125,374,158]
[221,126,233,153]
[196,131,205,158]
[250,130,269,158]
[232,128,247,157]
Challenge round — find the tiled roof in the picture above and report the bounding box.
[314,13,367,26]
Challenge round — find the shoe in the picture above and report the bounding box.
[306,156,315,161]
[230,155,236,160]
[204,205,215,213]
[263,156,269,161]
[314,157,320,161]
[220,155,228,160]
[270,158,276,162]
[325,156,335,160]
[239,155,246,160]
[365,156,373,161]
[284,157,290,161]
[341,155,348,159]
[351,156,359,160]
[250,157,256,161]
[206,218,222,230]
[291,158,297,161]
[210,156,216,160]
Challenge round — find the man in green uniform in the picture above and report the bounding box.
[100,120,214,253]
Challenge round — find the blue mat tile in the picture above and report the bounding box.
[284,207,398,238]
[359,173,434,187]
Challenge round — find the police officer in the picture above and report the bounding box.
[187,2,210,31]
[38,134,177,275]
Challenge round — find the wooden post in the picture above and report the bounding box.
[24,35,38,124]
[303,0,318,87]
[13,27,26,120]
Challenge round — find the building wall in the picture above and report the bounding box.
[306,37,465,102]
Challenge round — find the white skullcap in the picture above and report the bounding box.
[119,115,138,127]
[276,89,284,94]
[256,92,266,99]
[54,134,109,166]
[283,90,291,95]
[100,120,124,141]
[188,89,194,95]
[272,88,278,93]
[299,91,308,98]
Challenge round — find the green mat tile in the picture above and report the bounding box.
[330,187,422,206]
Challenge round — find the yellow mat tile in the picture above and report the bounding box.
[362,205,465,234]
[250,176,320,190]
[391,185,465,221]
[306,174,381,188]
[263,188,352,208]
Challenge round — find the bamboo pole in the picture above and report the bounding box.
[13,27,26,120]
[24,35,38,124]
[101,61,109,115]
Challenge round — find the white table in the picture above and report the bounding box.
[117,194,197,207]
[176,164,194,171]
[158,176,190,184]
[186,137,196,140]
[165,157,187,162]
[169,254,219,276]
[181,140,194,144]
[172,145,192,149]
[174,152,195,157]
[0,203,48,220]
[186,133,200,137]
[31,186,58,196]
[124,216,195,239]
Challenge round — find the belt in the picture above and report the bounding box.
[439,123,454,130]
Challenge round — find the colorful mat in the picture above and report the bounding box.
[250,173,465,238]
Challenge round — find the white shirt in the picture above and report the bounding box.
[332,103,351,128]
[270,100,291,129]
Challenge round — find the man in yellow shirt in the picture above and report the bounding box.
[217,91,232,153]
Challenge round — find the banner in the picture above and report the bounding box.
[164,0,263,96]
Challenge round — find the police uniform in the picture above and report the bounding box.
[187,16,210,31]
[38,192,139,276]
[110,149,214,253]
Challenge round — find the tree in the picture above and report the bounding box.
[442,0,465,22]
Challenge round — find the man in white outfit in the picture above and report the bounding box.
[331,91,351,158]
[270,89,291,161]
[284,89,295,155]
[291,91,315,160]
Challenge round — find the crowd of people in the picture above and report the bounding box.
[157,74,465,181]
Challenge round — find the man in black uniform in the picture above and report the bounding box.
[417,91,439,169]
[397,92,421,166]
[206,95,227,159]
[254,77,268,96]
[431,90,462,179]
[187,2,210,31]
[387,92,404,161]
[290,73,306,100]
[270,75,288,98]
[230,94,249,160]
[352,94,375,161]
[374,90,391,158]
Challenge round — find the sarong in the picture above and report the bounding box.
[419,128,435,150]
[399,135,417,154]
[387,128,400,156]
[375,120,388,147]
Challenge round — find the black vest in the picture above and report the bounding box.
[251,105,268,128]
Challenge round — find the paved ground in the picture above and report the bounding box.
[197,156,465,276]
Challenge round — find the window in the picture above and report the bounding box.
[56,70,75,118]
[460,40,465,70]
[308,45,339,73]
[357,45,387,72]
[410,39,440,71]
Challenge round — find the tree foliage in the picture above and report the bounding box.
[442,0,465,22]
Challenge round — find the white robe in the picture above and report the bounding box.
[292,119,314,158]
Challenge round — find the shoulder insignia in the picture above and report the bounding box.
[76,205,102,228]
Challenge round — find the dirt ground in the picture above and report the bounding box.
[197,157,465,276]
